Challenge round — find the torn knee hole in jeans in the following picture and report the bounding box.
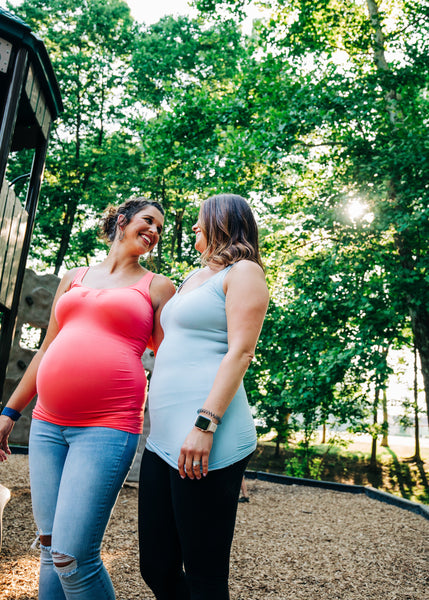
[32,533,51,550]
[52,551,78,575]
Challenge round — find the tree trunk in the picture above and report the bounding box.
[413,344,422,463]
[155,179,167,273]
[75,62,82,161]
[366,0,402,124]
[54,199,79,275]
[275,434,284,458]
[410,310,429,428]
[176,212,183,262]
[98,74,105,147]
[155,235,163,273]
[380,388,388,447]
[54,67,82,275]
[370,386,379,468]
[170,208,185,261]
[366,0,429,427]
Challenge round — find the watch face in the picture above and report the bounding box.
[195,415,210,430]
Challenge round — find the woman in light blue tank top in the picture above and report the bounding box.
[139,194,269,600]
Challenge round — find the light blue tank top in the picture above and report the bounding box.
[146,266,257,470]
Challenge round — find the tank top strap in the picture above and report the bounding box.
[209,265,232,297]
[71,266,89,287]
[217,264,233,281]
[134,270,155,293]
[176,269,200,293]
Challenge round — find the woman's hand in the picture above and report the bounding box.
[0,416,14,462]
[178,428,214,480]
[0,270,75,464]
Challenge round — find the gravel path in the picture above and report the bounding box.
[0,454,428,600]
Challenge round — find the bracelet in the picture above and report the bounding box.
[197,408,222,425]
[1,407,22,422]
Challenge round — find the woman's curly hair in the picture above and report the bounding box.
[99,197,164,243]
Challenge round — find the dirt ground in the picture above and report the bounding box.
[0,454,428,600]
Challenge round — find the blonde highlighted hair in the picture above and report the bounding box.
[198,194,264,269]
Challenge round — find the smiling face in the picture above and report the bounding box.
[192,214,208,254]
[125,205,164,254]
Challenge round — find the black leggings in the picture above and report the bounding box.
[138,449,251,600]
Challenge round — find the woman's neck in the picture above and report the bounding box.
[205,260,226,273]
[102,246,144,275]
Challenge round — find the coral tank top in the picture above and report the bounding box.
[33,267,154,433]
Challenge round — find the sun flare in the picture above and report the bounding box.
[348,199,366,221]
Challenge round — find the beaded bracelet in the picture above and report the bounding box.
[1,407,22,421]
[197,408,222,425]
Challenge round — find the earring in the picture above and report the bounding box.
[117,214,126,241]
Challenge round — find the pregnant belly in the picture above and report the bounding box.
[36,330,146,419]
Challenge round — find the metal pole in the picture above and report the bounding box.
[0,48,28,184]
[0,137,50,404]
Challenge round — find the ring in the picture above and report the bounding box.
[192,460,200,467]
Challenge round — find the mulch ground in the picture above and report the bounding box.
[0,454,428,600]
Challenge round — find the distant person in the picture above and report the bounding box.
[0,198,175,600]
[238,476,250,502]
[138,194,269,599]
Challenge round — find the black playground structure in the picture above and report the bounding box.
[0,7,62,401]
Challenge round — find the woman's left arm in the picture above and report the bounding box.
[178,260,269,479]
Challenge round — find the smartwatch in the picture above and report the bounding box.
[194,415,217,433]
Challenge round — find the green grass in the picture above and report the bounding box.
[248,440,429,505]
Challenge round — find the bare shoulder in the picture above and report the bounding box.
[224,260,269,304]
[150,273,176,304]
[229,259,265,276]
[226,260,268,288]
[58,267,81,292]
[46,268,81,315]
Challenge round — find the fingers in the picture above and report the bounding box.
[191,458,202,480]
[201,454,209,477]
[178,450,205,480]
[184,455,202,480]
[182,455,207,480]
[178,450,200,479]
[178,450,186,479]
[0,442,10,462]
[183,453,195,480]
[178,429,213,479]
[0,419,13,460]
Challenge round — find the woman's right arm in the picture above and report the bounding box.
[0,270,76,461]
[148,274,176,354]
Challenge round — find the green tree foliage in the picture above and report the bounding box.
[5,0,429,455]
[129,15,273,272]
[197,0,429,436]
[8,0,136,271]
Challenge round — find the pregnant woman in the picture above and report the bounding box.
[139,193,269,599]
[0,197,175,600]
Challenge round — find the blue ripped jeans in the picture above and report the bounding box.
[29,419,139,600]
